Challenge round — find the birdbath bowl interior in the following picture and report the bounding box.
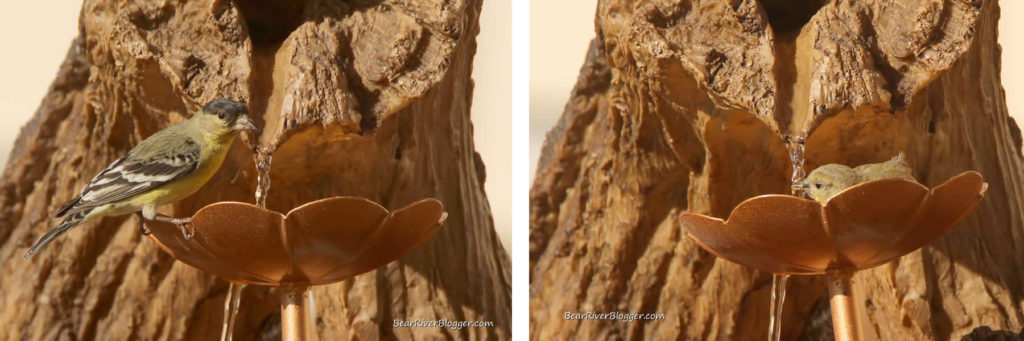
[144,197,447,286]
[679,171,987,275]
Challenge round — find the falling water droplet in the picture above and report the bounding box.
[254,146,273,208]
[221,283,247,341]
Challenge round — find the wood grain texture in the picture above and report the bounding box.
[530,0,1023,339]
[0,0,510,339]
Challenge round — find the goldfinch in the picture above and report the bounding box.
[25,99,257,258]
[802,152,915,203]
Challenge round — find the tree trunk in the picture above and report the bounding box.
[0,0,510,339]
[530,0,1023,340]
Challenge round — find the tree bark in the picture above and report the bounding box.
[531,0,1023,340]
[0,0,510,339]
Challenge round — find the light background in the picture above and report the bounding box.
[530,1,1024,177]
[3,0,1024,295]
[0,0,513,249]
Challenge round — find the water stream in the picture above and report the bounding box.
[254,146,273,208]
[766,135,807,341]
[788,135,806,198]
[767,274,791,341]
[220,146,275,341]
[253,144,318,336]
[221,283,247,341]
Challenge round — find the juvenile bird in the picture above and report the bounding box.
[802,152,915,203]
[25,99,257,258]
[854,152,915,183]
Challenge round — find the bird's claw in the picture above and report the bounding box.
[136,213,151,236]
[173,217,194,240]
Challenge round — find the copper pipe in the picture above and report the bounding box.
[827,271,861,341]
[281,283,311,341]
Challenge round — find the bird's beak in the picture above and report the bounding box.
[799,180,809,188]
[235,114,258,131]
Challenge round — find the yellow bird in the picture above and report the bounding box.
[25,99,257,258]
[802,152,916,203]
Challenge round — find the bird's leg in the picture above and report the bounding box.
[136,212,151,236]
[153,214,194,240]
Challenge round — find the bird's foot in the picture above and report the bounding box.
[154,214,194,240]
[174,218,194,240]
[136,212,151,236]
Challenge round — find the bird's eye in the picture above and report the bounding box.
[218,113,225,119]
[814,181,823,189]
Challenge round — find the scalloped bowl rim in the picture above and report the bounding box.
[692,171,984,226]
[680,171,986,274]
[146,196,447,286]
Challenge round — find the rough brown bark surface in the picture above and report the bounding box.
[531,0,1023,340]
[0,0,510,340]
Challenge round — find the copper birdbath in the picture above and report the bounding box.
[144,197,447,340]
[680,171,987,340]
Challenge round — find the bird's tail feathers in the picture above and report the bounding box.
[890,151,907,165]
[55,196,82,218]
[25,209,91,259]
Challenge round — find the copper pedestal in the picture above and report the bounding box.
[145,197,447,340]
[680,171,987,340]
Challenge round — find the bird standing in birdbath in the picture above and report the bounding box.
[681,155,987,341]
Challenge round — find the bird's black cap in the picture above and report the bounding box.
[204,98,248,119]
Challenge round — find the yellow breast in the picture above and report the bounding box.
[130,134,235,207]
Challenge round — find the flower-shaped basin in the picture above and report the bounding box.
[145,197,447,285]
[680,171,987,275]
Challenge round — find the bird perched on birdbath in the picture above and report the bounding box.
[25,99,257,258]
[803,152,915,203]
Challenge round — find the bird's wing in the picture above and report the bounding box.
[56,138,201,217]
